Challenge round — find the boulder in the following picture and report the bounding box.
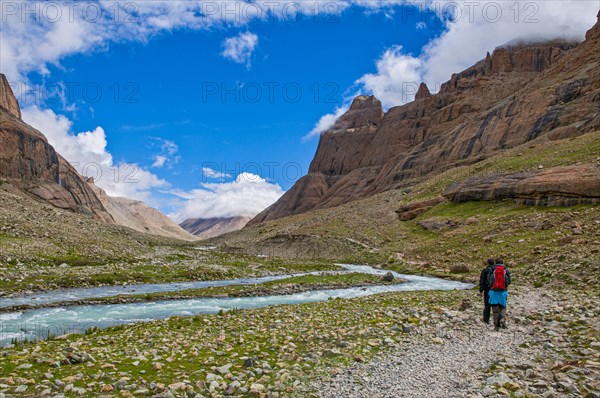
[396,197,446,221]
[381,272,395,282]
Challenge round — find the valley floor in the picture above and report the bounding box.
[0,285,598,397]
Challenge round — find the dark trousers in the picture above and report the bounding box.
[492,305,507,328]
[482,291,491,323]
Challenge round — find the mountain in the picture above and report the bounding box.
[0,74,114,223]
[88,181,197,241]
[250,13,600,225]
[0,73,195,241]
[180,216,252,239]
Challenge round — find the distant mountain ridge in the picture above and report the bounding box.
[88,180,197,241]
[180,216,252,239]
[250,13,600,225]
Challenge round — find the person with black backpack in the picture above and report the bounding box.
[479,258,496,324]
[487,258,511,331]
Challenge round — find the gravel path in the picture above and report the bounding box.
[316,290,551,397]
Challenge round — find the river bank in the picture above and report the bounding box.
[0,273,405,313]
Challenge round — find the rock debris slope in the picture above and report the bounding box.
[88,181,197,241]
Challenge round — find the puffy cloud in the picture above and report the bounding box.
[21,106,168,202]
[420,0,597,87]
[168,172,285,221]
[221,32,259,67]
[355,46,423,108]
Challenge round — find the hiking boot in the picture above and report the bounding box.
[481,318,489,325]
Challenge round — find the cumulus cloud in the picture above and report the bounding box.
[420,0,597,87]
[356,46,423,108]
[168,173,285,221]
[21,106,168,202]
[221,32,259,67]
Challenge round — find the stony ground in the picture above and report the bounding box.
[316,288,600,398]
[0,286,598,397]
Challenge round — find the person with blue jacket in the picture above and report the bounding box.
[488,258,511,331]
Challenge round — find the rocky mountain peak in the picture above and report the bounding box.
[586,10,600,40]
[415,83,432,101]
[0,74,21,120]
[331,95,383,131]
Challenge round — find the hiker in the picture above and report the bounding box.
[478,258,496,324]
[488,258,511,331]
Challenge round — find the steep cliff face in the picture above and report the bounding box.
[0,76,21,119]
[251,16,600,225]
[0,74,113,223]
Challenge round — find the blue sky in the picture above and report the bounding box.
[28,6,439,186]
[3,1,597,221]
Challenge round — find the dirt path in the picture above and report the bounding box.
[315,289,594,397]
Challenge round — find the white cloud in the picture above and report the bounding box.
[221,32,259,67]
[152,156,168,168]
[420,0,597,88]
[21,106,168,202]
[168,172,285,221]
[202,167,232,180]
[356,46,423,108]
[150,138,180,169]
[302,104,350,141]
[0,1,355,86]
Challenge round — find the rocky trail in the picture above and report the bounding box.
[316,289,600,398]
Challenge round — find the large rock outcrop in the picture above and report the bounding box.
[251,15,600,225]
[0,74,114,222]
[444,164,600,206]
